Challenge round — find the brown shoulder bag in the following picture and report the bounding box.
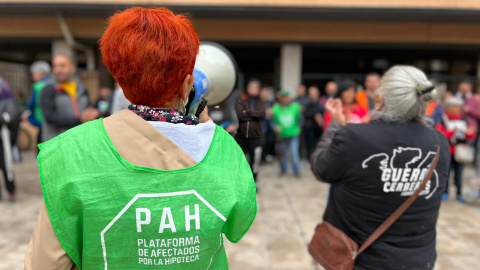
[308,145,440,270]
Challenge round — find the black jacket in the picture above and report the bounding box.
[303,100,323,131]
[311,119,450,270]
[235,97,266,138]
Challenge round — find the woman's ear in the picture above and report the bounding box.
[181,74,194,101]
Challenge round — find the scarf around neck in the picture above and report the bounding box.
[128,104,199,125]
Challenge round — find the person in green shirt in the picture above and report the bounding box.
[272,89,302,177]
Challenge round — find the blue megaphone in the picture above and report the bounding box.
[187,42,237,114]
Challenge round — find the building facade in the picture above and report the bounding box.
[1,0,480,97]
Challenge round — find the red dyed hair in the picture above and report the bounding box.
[100,7,200,107]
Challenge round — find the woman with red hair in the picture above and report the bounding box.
[25,7,257,269]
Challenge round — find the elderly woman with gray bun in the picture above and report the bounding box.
[310,65,450,270]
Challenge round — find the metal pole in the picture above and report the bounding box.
[57,13,96,71]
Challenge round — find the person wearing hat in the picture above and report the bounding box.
[22,61,52,145]
[25,7,257,269]
[272,89,302,177]
[324,79,367,129]
[436,96,477,203]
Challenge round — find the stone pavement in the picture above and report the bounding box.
[1,151,480,270]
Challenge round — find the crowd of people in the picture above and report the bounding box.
[231,73,382,184]
[0,6,473,269]
[0,55,127,202]
[428,81,480,202]
[230,73,480,202]
[2,60,480,203]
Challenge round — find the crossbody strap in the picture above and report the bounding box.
[357,144,441,256]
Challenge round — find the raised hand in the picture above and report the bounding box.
[325,98,346,126]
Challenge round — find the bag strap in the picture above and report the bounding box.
[357,144,440,256]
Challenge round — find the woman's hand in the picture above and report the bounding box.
[325,98,346,126]
[225,124,237,133]
[198,104,212,123]
[81,107,101,123]
[266,108,273,117]
[363,114,373,124]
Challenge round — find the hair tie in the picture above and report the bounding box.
[421,86,435,95]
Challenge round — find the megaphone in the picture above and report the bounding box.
[186,42,237,115]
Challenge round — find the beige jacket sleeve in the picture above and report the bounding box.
[24,204,78,270]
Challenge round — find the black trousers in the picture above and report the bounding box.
[0,138,15,194]
[9,118,19,146]
[304,127,322,160]
[235,136,263,182]
[261,130,276,161]
[445,156,464,196]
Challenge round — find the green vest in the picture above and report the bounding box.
[272,102,302,138]
[39,119,257,269]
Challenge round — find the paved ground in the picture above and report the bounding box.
[1,151,480,269]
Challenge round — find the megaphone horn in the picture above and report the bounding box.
[187,42,237,114]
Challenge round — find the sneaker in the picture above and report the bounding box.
[442,194,449,201]
[457,195,466,204]
[8,191,15,203]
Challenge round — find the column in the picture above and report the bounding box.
[280,44,302,98]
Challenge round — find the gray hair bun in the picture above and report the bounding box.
[377,65,437,122]
[30,61,51,76]
[416,82,436,103]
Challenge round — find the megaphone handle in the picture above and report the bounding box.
[195,99,208,118]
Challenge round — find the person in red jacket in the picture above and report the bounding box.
[324,79,367,129]
[436,97,477,203]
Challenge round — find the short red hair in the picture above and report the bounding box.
[100,7,200,107]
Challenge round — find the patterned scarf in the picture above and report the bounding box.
[128,104,199,125]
